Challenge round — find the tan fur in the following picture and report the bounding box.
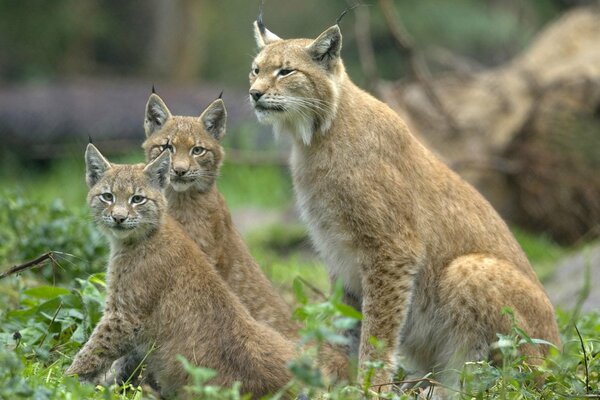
[141,95,349,379]
[66,145,295,398]
[250,22,560,393]
[141,95,298,337]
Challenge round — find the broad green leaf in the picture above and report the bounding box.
[23,286,70,299]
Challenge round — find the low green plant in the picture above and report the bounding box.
[0,192,107,281]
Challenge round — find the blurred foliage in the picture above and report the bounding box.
[0,193,107,282]
[0,0,568,87]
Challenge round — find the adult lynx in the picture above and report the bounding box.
[249,18,560,392]
[66,144,294,398]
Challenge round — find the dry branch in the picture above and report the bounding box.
[0,251,58,280]
[378,0,461,135]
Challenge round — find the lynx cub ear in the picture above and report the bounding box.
[145,93,172,137]
[307,25,342,69]
[85,144,111,188]
[199,99,227,141]
[253,20,282,49]
[144,149,171,189]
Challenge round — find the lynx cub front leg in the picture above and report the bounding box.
[67,309,140,382]
[359,263,416,392]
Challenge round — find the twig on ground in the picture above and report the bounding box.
[295,276,327,301]
[348,1,379,91]
[38,301,63,349]
[370,376,469,396]
[575,324,591,394]
[0,251,58,280]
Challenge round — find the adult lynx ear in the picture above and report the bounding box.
[199,98,227,141]
[307,25,342,69]
[253,20,282,49]
[85,144,111,188]
[144,93,172,137]
[144,149,171,189]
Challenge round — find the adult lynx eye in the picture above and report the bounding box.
[278,69,294,76]
[100,193,114,203]
[191,146,207,156]
[130,195,146,204]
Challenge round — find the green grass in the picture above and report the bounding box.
[1,156,598,399]
[512,227,570,281]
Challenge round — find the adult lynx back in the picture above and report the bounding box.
[249,17,560,393]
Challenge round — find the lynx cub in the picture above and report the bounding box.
[141,95,298,338]
[66,144,295,398]
[250,19,560,392]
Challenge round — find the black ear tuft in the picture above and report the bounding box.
[253,1,281,49]
[218,90,224,99]
[88,135,93,144]
[151,84,156,94]
[257,0,266,34]
[336,3,360,26]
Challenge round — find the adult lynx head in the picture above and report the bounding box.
[142,94,227,192]
[250,18,345,145]
[85,143,171,242]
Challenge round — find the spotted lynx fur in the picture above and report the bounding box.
[249,18,560,394]
[66,144,296,398]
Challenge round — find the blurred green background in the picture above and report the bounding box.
[0,0,589,292]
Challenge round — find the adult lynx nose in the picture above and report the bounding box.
[249,89,264,102]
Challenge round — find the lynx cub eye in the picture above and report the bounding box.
[278,69,294,76]
[100,193,114,203]
[191,146,207,156]
[252,67,259,75]
[130,195,146,205]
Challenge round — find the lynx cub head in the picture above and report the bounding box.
[142,94,226,193]
[250,19,345,145]
[85,143,171,242]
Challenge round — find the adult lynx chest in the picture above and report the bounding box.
[292,149,364,298]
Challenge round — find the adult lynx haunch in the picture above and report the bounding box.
[249,18,560,392]
[66,144,295,398]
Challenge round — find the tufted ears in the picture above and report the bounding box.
[144,149,171,189]
[145,93,172,137]
[199,98,227,141]
[307,25,342,70]
[85,143,112,188]
[254,20,282,49]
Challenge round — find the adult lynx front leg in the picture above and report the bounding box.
[358,256,419,389]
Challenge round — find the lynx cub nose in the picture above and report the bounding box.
[173,167,187,176]
[249,89,264,101]
[111,214,127,224]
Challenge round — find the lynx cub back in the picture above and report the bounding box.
[250,18,560,394]
[66,144,295,398]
